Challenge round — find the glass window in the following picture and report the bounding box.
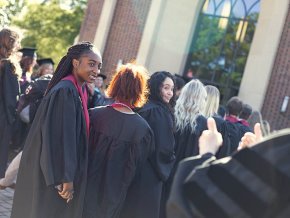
[184,0,260,103]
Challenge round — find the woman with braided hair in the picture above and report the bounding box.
[11,42,102,218]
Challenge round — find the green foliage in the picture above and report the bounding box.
[12,0,87,64]
[188,12,259,103]
[0,0,26,27]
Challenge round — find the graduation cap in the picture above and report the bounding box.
[182,129,290,217]
[19,47,37,58]
[37,58,54,66]
[97,73,107,80]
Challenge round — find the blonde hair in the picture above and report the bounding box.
[0,28,22,59]
[32,63,53,78]
[248,111,271,136]
[175,79,207,132]
[203,85,220,117]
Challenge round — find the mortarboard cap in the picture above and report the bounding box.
[19,47,37,58]
[97,73,107,80]
[37,58,54,66]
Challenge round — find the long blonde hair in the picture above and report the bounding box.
[0,28,22,79]
[0,28,21,59]
[203,85,220,117]
[248,110,271,136]
[175,79,207,132]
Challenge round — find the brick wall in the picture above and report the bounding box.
[78,0,105,42]
[261,3,290,130]
[101,0,152,80]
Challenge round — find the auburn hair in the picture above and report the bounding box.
[106,63,149,108]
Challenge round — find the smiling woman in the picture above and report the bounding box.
[138,71,176,218]
[11,41,102,218]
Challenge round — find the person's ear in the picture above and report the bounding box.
[72,59,79,68]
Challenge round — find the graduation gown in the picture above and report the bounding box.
[212,115,231,158]
[83,106,156,218]
[174,115,208,164]
[169,129,290,217]
[10,74,52,150]
[138,100,176,182]
[167,153,215,218]
[138,100,176,218]
[0,59,20,178]
[175,115,231,165]
[11,80,88,218]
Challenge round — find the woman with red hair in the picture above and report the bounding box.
[84,63,156,218]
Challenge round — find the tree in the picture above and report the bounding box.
[0,0,26,28]
[12,0,87,64]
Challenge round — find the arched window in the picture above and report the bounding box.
[184,0,260,103]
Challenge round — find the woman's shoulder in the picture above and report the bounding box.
[44,80,80,102]
[138,100,170,115]
[48,80,77,94]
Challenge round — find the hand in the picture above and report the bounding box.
[58,182,74,203]
[238,123,263,150]
[199,117,223,156]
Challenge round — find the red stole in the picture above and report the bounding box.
[62,74,89,137]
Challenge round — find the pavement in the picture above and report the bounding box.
[0,188,14,218]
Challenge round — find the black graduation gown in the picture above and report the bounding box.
[138,101,176,218]
[83,106,156,218]
[212,115,232,158]
[10,75,52,150]
[175,115,231,164]
[174,115,208,164]
[20,74,52,122]
[11,80,88,218]
[138,100,176,182]
[0,59,20,178]
[167,153,215,218]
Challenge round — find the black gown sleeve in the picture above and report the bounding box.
[2,61,19,124]
[167,153,216,218]
[39,88,79,186]
[139,106,175,182]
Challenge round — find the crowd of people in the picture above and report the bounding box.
[0,27,289,218]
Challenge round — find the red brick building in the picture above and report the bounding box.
[78,0,290,130]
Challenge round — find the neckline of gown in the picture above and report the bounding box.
[107,105,137,115]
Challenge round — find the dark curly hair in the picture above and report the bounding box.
[148,71,176,108]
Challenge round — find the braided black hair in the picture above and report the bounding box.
[45,41,95,95]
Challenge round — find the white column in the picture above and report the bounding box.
[137,0,204,74]
[93,0,118,54]
[238,0,290,110]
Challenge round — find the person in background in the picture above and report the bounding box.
[174,79,207,162]
[32,58,54,79]
[1,61,54,190]
[239,103,252,128]
[248,110,270,137]
[218,105,226,119]
[18,47,37,93]
[174,74,186,98]
[203,85,231,158]
[0,27,22,179]
[87,73,113,107]
[138,71,176,218]
[83,63,156,218]
[225,97,252,152]
[11,42,102,218]
[225,96,243,123]
[168,120,290,217]
[167,118,223,218]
